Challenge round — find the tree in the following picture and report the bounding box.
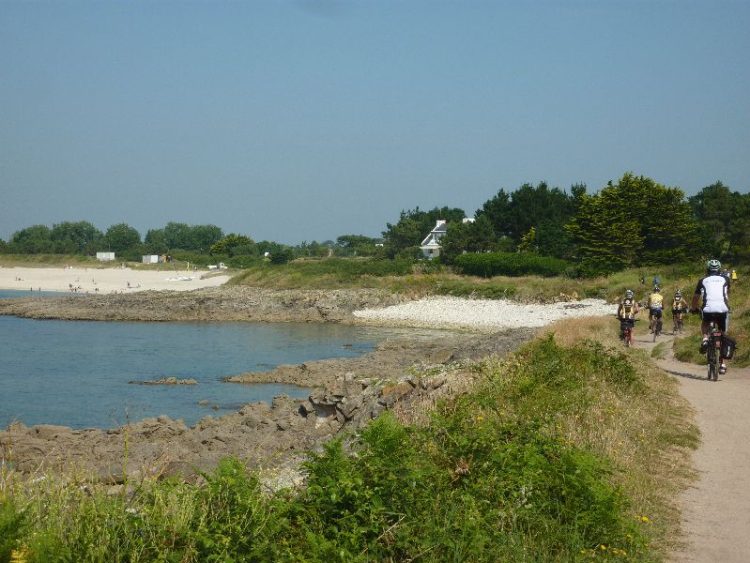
[335,235,381,257]
[210,234,256,256]
[476,189,511,238]
[295,240,331,258]
[439,215,496,264]
[50,221,103,254]
[161,222,223,252]
[566,173,699,274]
[163,222,194,250]
[10,225,54,254]
[518,227,537,253]
[566,190,642,274]
[476,182,577,248]
[144,228,168,254]
[190,224,224,253]
[689,182,750,261]
[104,223,141,254]
[269,248,295,264]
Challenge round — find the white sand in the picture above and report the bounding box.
[0,266,230,294]
[354,296,615,331]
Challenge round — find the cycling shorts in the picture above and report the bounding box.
[650,308,663,319]
[702,312,727,332]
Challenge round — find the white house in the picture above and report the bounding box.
[96,251,115,262]
[419,218,475,259]
[420,220,448,258]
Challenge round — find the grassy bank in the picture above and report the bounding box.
[228,259,748,302]
[1,318,696,561]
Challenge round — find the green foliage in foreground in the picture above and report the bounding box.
[0,337,683,562]
[454,252,570,278]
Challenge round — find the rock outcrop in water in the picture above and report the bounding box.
[0,326,535,487]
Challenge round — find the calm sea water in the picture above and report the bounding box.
[0,290,386,429]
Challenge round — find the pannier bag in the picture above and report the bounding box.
[721,336,737,360]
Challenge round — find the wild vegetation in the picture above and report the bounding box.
[0,173,746,560]
[2,175,748,275]
[1,317,697,561]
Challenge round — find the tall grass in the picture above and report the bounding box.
[1,326,696,561]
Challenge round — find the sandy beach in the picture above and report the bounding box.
[0,265,231,294]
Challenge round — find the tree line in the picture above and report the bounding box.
[2,173,747,274]
[381,173,749,274]
[0,220,383,265]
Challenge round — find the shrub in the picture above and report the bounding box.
[454,252,570,278]
[0,498,24,562]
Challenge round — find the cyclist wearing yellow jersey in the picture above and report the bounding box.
[647,286,664,333]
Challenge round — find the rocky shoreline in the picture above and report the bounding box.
[0,285,406,323]
[0,287,541,488]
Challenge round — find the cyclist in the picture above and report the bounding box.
[671,290,689,331]
[617,289,640,339]
[691,258,731,374]
[647,285,664,333]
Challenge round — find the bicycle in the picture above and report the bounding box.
[673,309,686,334]
[651,309,663,342]
[619,318,638,347]
[705,321,723,381]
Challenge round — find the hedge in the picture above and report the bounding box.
[453,252,570,278]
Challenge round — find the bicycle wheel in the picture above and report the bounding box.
[707,346,715,380]
[712,339,722,381]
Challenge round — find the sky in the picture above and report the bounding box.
[1,1,749,244]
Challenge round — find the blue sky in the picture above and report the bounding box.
[1,0,748,244]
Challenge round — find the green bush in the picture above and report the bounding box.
[0,499,24,562]
[454,252,570,278]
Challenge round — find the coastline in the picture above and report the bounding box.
[0,270,615,487]
[0,265,230,294]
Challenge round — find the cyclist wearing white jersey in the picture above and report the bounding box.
[691,258,731,372]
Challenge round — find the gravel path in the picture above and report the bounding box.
[634,331,750,562]
[354,296,614,330]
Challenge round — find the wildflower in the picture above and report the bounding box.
[640,515,651,523]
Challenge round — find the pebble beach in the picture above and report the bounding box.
[353,296,615,331]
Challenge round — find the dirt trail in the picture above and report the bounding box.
[633,330,750,562]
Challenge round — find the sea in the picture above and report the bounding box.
[0,289,387,429]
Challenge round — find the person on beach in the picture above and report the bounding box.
[691,259,731,374]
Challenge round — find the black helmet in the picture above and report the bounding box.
[707,259,721,274]
[653,286,660,292]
